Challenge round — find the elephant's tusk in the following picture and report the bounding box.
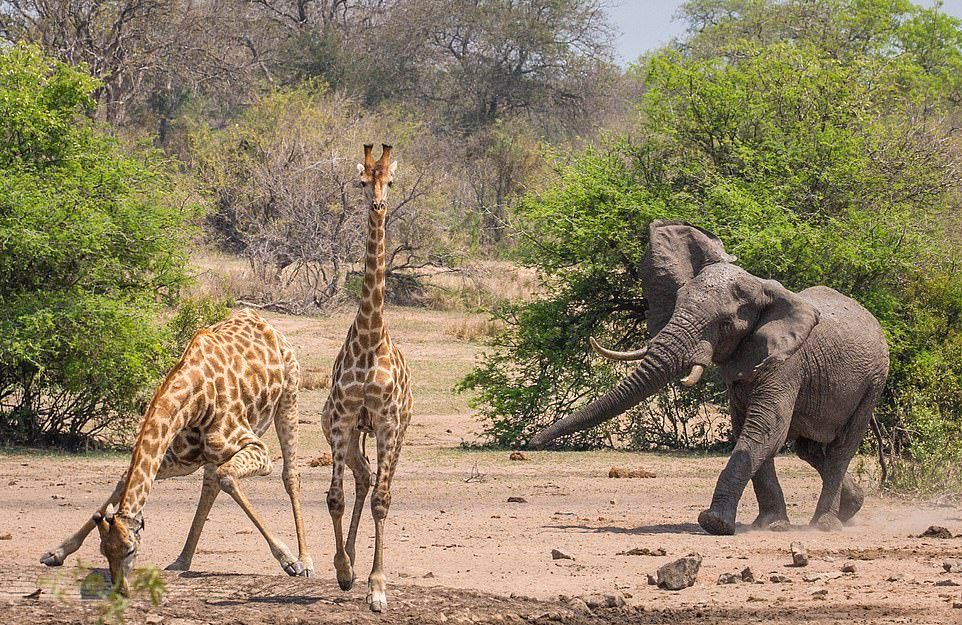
[680,364,704,386]
[588,336,648,361]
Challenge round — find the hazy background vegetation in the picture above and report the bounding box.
[1,0,961,492]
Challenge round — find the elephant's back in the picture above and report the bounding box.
[799,285,889,368]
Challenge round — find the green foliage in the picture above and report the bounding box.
[0,44,202,448]
[44,563,166,625]
[463,0,962,470]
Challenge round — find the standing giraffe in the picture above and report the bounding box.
[40,309,313,594]
[322,143,413,613]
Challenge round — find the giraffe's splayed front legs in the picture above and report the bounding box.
[41,478,126,567]
[165,466,221,571]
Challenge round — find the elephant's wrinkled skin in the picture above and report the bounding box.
[527,221,889,535]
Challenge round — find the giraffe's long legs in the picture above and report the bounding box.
[367,406,408,614]
[345,432,372,568]
[273,378,313,576]
[40,477,127,567]
[166,465,220,571]
[216,440,302,576]
[326,410,355,590]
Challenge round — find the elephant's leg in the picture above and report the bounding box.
[699,380,796,536]
[750,458,790,529]
[731,394,789,530]
[795,438,863,525]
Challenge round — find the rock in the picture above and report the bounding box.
[551,549,573,561]
[841,562,857,574]
[740,567,755,583]
[945,559,962,573]
[564,597,591,614]
[656,553,703,590]
[618,547,666,556]
[0,533,11,541]
[810,589,828,599]
[509,451,527,461]
[579,593,625,609]
[6,480,15,486]
[145,615,164,625]
[308,453,333,467]
[423,572,435,578]
[954,601,962,609]
[936,579,961,587]
[803,572,842,583]
[717,573,740,585]
[770,574,792,583]
[647,574,657,586]
[608,466,656,479]
[790,542,809,567]
[920,525,953,539]
[507,496,527,503]
[887,574,905,582]
[769,520,792,532]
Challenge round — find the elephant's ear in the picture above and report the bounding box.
[640,220,736,336]
[727,279,820,381]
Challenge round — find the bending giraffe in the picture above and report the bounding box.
[40,309,312,594]
[322,143,413,613]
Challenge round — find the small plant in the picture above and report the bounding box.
[42,562,166,625]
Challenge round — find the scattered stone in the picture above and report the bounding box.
[308,453,333,467]
[823,556,836,563]
[954,601,962,609]
[551,549,573,561]
[920,526,953,539]
[887,574,905,582]
[769,520,792,532]
[741,567,755,583]
[647,574,657,586]
[790,542,809,567]
[841,562,857,574]
[564,597,591,614]
[6,480,15,486]
[145,615,164,625]
[507,496,527,503]
[717,573,740,585]
[423,572,435,579]
[0,533,11,541]
[811,589,828,599]
[579,593,625,609]
[509,451,527,461]
[608,466,656,479]
[936,580,961,587]
[656,553,703,590]
[770,574,792,583]
[22,589,41,599]
[945,559,962,573]
[804,572,843,583]
[618,547,667,556]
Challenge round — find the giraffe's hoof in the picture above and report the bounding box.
[337,575,355,591]
[40,550,66,567]
[165,559,190,572]
[368,597,387,613]
[284,561,305,577]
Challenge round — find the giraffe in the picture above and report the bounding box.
[40,308,313,594]
[322,143,413,613]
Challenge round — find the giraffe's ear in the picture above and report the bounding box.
[389,161,398,177]
[104,503,116,523]
[356,163,364,175]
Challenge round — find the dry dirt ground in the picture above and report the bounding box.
[1,309,961,624]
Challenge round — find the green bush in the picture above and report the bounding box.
[461,0,962,483]
[0,45,203,448]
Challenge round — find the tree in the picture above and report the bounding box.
[0,44,202,447]
[460,0,962,465]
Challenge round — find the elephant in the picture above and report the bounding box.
[527,220,889,535]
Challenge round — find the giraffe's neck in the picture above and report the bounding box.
[117,365,195,517]
[354,207,386,347]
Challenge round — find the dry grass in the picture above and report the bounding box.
[446,316,505,342]
[299,368,331,391]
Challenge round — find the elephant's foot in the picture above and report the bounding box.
[751,510,790,531]
[811,512,843,532]
[698,509,736,536]
[839,482,865,523]
[40,548,67,567]
[164,557,192,572]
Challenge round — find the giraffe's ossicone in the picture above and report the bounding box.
[322,143,413,614]
[41,308,313,594]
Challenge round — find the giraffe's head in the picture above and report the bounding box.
[93,503,144,596]
[356,143,397,215]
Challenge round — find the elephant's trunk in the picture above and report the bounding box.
[526,316,700,449]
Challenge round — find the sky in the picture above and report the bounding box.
[605,0,962,65]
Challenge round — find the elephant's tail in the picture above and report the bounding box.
[870,416,888,485]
